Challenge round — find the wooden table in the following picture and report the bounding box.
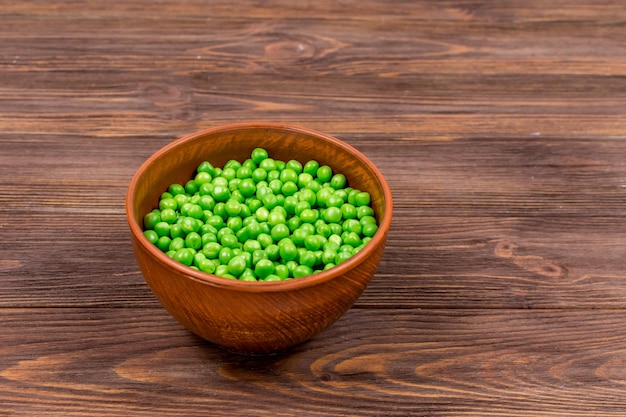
[2,1,626,415]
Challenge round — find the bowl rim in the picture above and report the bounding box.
[126,122,393,293]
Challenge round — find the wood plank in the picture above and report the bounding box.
[1,212,625,309]
[2,308,626,416]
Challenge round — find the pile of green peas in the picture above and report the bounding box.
[142,148,379,281]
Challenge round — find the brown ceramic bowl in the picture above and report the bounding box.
[126,123,392,354]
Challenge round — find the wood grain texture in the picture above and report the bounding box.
[3,308,626,416]
[1,0,626,415]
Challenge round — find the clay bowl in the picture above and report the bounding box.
[126,123,392,354]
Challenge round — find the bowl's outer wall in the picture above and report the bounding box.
[128,124,391,353]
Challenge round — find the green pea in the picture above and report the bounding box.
[304,235,322,251]
[153,221,171,237]
[169,223,184,239]
[156,236,172,252]
[278,238,298,261]
[330,173,347,189]
[238,178,256,197]
[185,232,202,250]
[227,255,247,277]
[173,193,189,208]
[297,172,313,189]
[211,184,230,202]
[251,148,269,164]
[293,265,313,278]
[174,248,194,266]
[317,165,332,183]
[335,251,353,265]
[300,209,318,223]
[195,171,212,185]
[322,249,336,264]
[160,208,177,224]
[354,191,371,207]
[343,219,361,234]
[303,160,319,176]
[185,180,199,194]
[322,207,342,223]
[259,158,277,172]
[226,216,243,233]
[143,230,159,244]
[198,182,213,196]
[187,204,204,219]
[251,167,267,183]
[281,181,298,196]
[180,217,201,234]
[197,161,215,175]
[159,198,177,212]
[362,222,378,237]
[271,223,290,241]
[220,233,239,249]
[206,215,224,229]
[198,258,216,274]
[254,259,274,279]
[298,189,316,206]
[168,183,186,196]
[265,244,280,261]
[299,251,317,268]
[203,242,221,259]
[326,194,344,208]
[201,233,217,246]
[286,159,303,174]
[274,264,290,279]
[143,211,161,230]
[218,247,234,265]
[256,232,273,248]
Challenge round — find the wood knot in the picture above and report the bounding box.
[264,40,315,60]
[495,240,517,258]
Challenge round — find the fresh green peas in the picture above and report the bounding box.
[286,159,303,174]
[185,232,202,250]
[316,165,332,183]
[144,211,161,229]
[322,207,342,224]
[362,222,379,237]
[174,248,194,266]
[281,181,298,196]
[143,147,379,281]
[293,265,313,278]
[143,230,159,244]
[303,160,319,176]
[197,161,215,175]
[278,238,298,261]
[280,169,298,183]
[251,168,267,183]
[185,180,199,194]
[330,174,347,190]
[254,259,274,279]
[238,178,256,197]
[227,255,247,277]
[159,198,177,211]
[354,191,371,207]
[271,223,290,241]
[156,236,172,252]
[168,184,186,196]
[153,221,171,237]
[211,185,230,202]
[251,148,269,164]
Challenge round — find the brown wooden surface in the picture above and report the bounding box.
[1,1,626,415]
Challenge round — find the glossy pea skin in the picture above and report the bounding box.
[143,147,379,281]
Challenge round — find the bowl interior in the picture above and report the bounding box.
[128,123,392,288]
